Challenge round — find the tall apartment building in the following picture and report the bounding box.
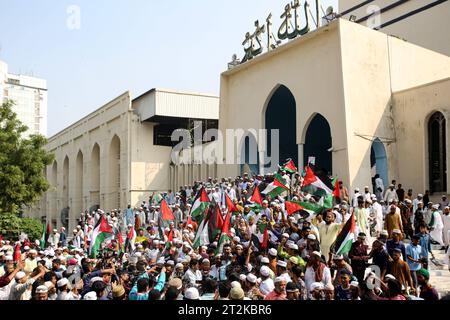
[0,60,48,137]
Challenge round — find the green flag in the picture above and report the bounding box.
[39,222,46,248]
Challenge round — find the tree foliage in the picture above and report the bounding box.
[0,100,54,213]
[0,212,43,240]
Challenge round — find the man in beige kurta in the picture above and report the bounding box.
[319,211,345,264]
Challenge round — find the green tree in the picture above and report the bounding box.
[0,100,54,213]
[0,213,43,240]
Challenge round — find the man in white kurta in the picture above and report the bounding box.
[429,205,444,245]
[442,206,450,246]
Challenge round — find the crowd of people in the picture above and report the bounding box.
[1,163,449,301]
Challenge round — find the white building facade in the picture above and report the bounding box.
[0,60,48,137]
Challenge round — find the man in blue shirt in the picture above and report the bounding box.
[128,266,166,300]
[406,235,422,288]
[415,223,435,270]
[386,229,406,261]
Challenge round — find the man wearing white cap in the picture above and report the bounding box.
[442,206,450,247]
[0,257,21,300]
[259,266,274,295]
[9,266,45,300]
[429,204,444,245]
[276,260,292,283]
[304,251,332,299]
[264,276,287,300]
[371,195,384,237]
[384,184,399,204]
[23,249,38,274]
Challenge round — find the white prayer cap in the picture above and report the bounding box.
[15,271,26,281]
[184,287,200,300]
[83,291,97,300]
[44,281,55,289]
[166,260,175,266]
[385,274,396,281]
[29,249,37,255]
[153,240,160,245]
[35,285,49,294]
[236,244,243,250]
[233,236,240,243]
[268,248,277,257]
[307,234,317,240]
[333,254,344,260]
[261,257,270,264]
[311,251,322,258]
[274,276,285,283]
[90,277,104,286]
[187,224,193,228]
[310,282,324,291]
[260,266,271,277]
[418,194,423,197]
[288,243,298,250]
[231,281,241,289]
[281,233,289,238]
[246,273,257,283]
[239,274,247,281]
[392,229,402,235]
[381,230,389,236]
[350,281,359,287]
[24,246,30,250]
[175,263,184,269]
[5,255,13,261]
[355,188,360,192]
[371,195,377,200]
[262,200,269,204]
[135,252,142,258]
[432,204,439,210]
[277,260,287,268]
[127,224,133,228]
[157,257,165,265]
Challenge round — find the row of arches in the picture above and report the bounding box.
[240,85,448,193]
[49,135,122,229]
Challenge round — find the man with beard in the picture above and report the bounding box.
[348,233,369,284]
[318,210,345,264]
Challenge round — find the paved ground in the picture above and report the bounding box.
[429,245,450,298]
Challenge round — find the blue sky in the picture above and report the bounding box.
[0,0,338,136]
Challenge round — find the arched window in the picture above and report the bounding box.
[428,112,447,193]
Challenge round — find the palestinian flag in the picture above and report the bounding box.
[251,221,268,252]
[323,194,334,209]
[332,177,341,200]
[225,193,238,213]
[90,216,114,258]
[190,187,210,222]
[113,226,124,254]
[295,201,325,220]
[193,208,210,249]
[160,199,175,226]
[126,225,137,253]
[285,201,305,215]
[14,242,21,262]
[152,193,164,205]
[280,159,297,174]
[217,204,233,253]
[39,222,46,248]
[209,204,224,241]
[262,174,289,198]
[45,223,52,243]
[334,213,355,256]
[249,186,263,213]
[302,166,332,197]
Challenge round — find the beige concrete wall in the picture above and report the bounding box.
[129,119,173,205]
[339,18,450,190]
[339,0,450,57]
[218,20,350,185]
[393,78,450,195]
[339,18,395,190]
[27,92,132,232]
